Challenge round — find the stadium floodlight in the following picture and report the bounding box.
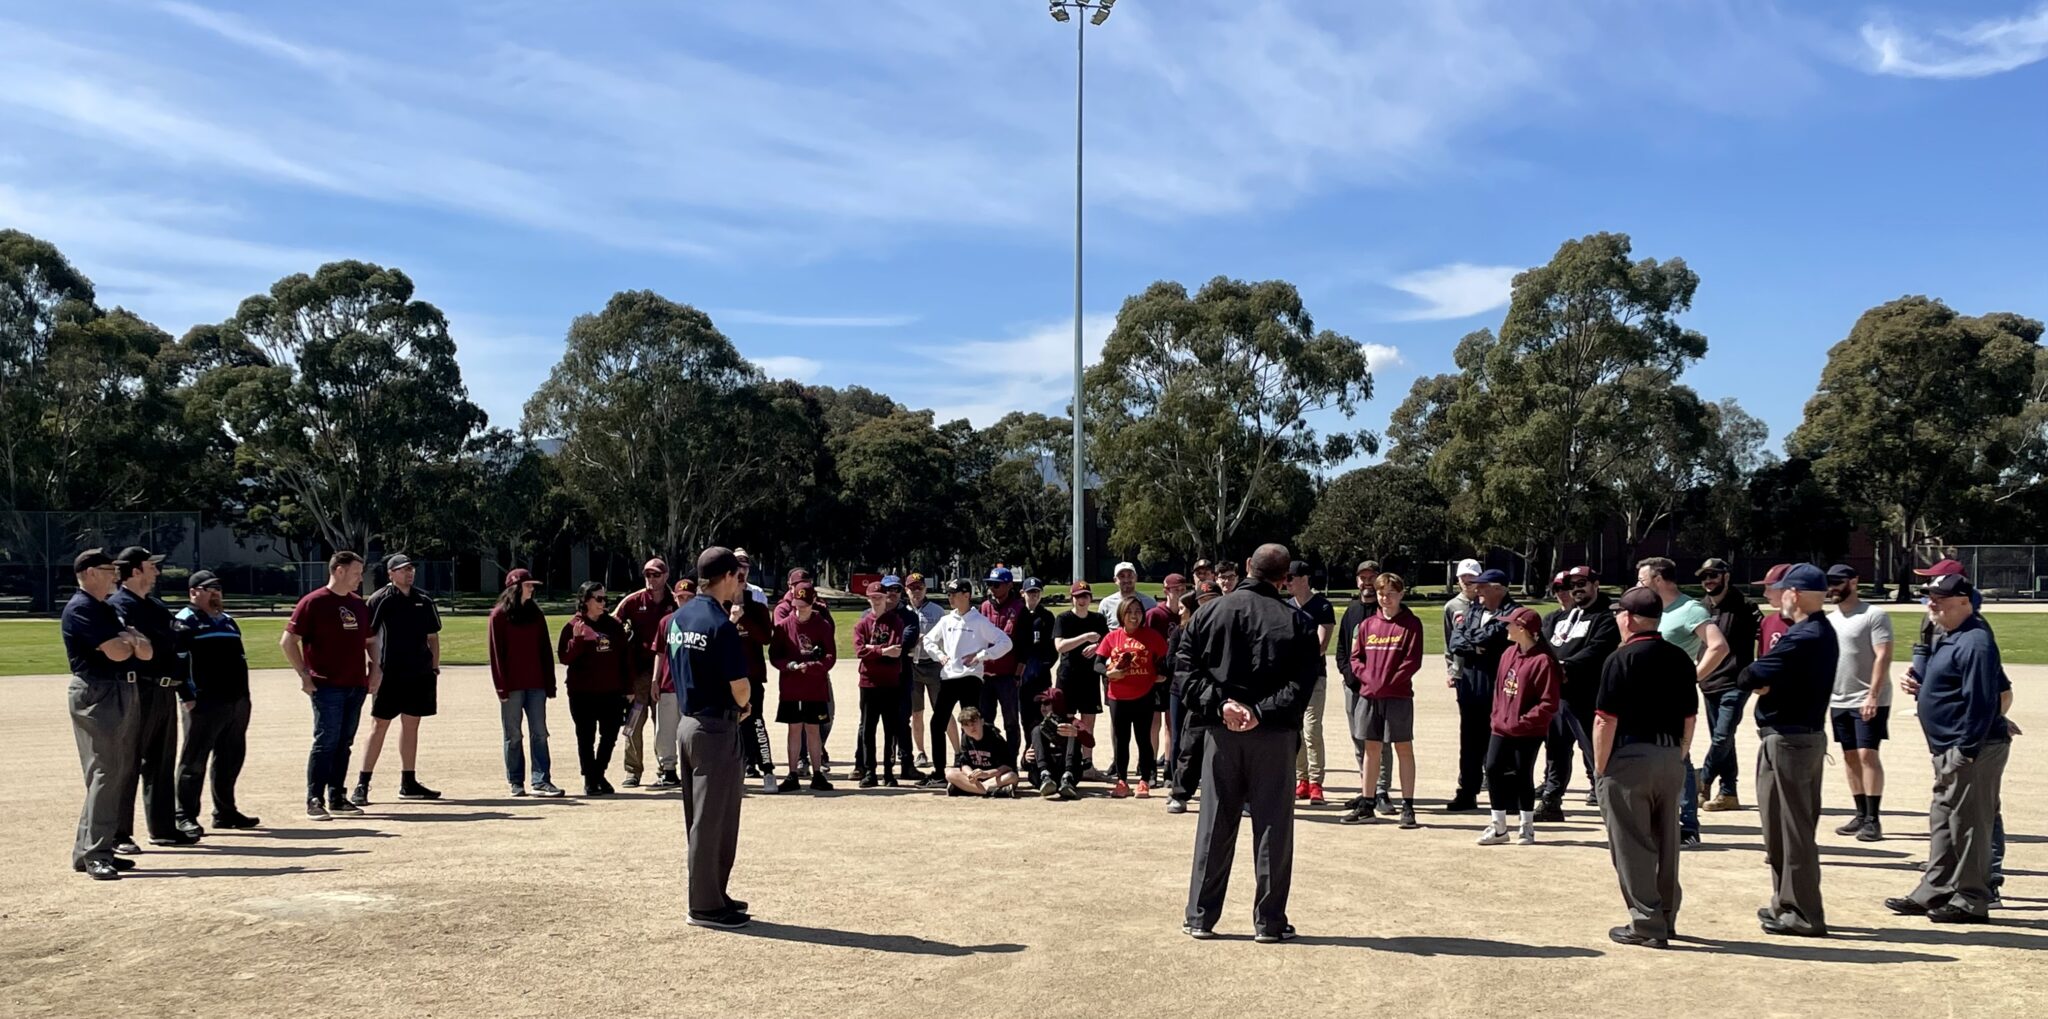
[1091,0,1114,25]
[1049,1,1070,22]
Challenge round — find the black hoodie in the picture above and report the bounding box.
[1545,592,1621,705]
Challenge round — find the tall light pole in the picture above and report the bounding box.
[1049,0,1113,583]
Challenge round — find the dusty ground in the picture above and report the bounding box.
[3,663,2044,1019]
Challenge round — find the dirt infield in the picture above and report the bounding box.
[4,664,2043,1019]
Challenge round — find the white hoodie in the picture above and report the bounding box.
[920,607,1014,681]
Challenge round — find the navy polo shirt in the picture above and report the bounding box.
[60,590,127,681]
[664,596,747,716]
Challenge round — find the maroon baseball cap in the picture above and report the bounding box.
[1550,571,1569,590]
[642,558,667,575]
[864,581,886,597]
[1915,559,1965,578]
[505,567,534,588]
[1163,573,1187,588]
[1754,563,1791,586]
[1502,606,1544,631]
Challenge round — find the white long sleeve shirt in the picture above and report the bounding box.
[920,607,1014,681]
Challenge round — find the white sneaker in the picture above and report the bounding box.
[760,773,778,793]
[1518,828,1536,845]
[1476,824,1510,846]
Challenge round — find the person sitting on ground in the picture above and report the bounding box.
[945,706,1020,797]
[1029,687,1094,800]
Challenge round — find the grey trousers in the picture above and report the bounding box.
[70,677,140,867]
[1597,743,1684,939]
[117,682,178,841]
[1910,741,2010,917]
[679,713,744,915]
[1186,725,1296,934]
[1756,730,1827,932]
[1340,684,1393,796]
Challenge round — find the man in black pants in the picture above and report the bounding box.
[1181,545,1319,943]
[668,546,755,930]
[1537,567,1619,819]
[1334,561,1389,813]
[1446,569,1516,812]
[172,571,259,833]
[1017,578,1059,779]
[1697,558,1759,812]
[1739,563,1838,938]
[109,546,193,851]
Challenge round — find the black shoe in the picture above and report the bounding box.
[398,781,442,800]
[1375,793,1395,814]
[1834,815,1868,836]
[1254,924,1298,944]
[1608,925,1667,949]
[1533,803,1566,823]
[811,776,835,792]
[306,799,331,821]
[882,774,901,788]
[327,798,365,817]
[1927,905,1989,925]
[726,898,749,913]
[81,858,121,880]
[744,765,761,779]
[1584,788,1600,807]
[1856,820,1884,842]
[778,774,802,793]
[1445,796,1478,813]
[175,818,206,840]
[1182,923,1217,940]
[621,775,642,789]
[584,780,607,796]
[1399,806,1419,829]
[149,830,201,846]
[1058,780,1081,801]
[1761,918,1827,937]
[598,777,616,795]
[650,772,682,790]
[114,839,142,856]
[350,782,371,807]
[1679,833,1703,850]
[212,812,261,829]
[1884,897,1928,916]
[1339,804,1376,825]
[1343,794,1367,813]
[686,908,752,930]
[859,774,879,789]
[918,776,947,789]
[947,785,971,797]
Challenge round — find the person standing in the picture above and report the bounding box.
[1191,559,1217,588]
[668,547,756,929]
[1283,561,1338,808]
[109,547,190,849]
[1334,561,1391,814]
[1098,561,1157,626]
[1146,573,1187,773]
[853,582,913,788]
[614,559,676,789]
[1636,557,1730,849]
[977,568,1027,769]
[733,548,769,605]
[1824,564,1894,841]
[1342,572,1424,829]
[1052,582,1110,758]
[1755,564,1793,655]
[1696,559,1758,813]
[352,553,443,805]
[1443,558,1480,685]
[1887,571,2011,924]
[1216,561,1241,594]
[882,576,927,783]
[770,583,836,793]
[732,588,779,790]
[1167,580,1226,810]
[1097,598,1168,799]
[906,572,948,771]
[1180,544,1318,942]
[1536,567,1619,819]
[63,549,151,879]
[172,570,258,834]
[281,551,380,821]
[1479,607,1562,846]
[1737,564,1837,938]
[489,568,563,798]
[923,578,1014,774]
[1446,568,1518,812]
[559,582,631,796]
[1595,587,1698,948]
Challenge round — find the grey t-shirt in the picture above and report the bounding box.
[1827,601,1894,710]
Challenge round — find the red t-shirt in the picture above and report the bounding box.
[1095,626,1168,702]
[288,587,370,688]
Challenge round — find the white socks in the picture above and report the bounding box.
[1491,809,1507,828]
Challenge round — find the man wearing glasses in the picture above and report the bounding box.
[352,553,444,805]
[1536,566,1619,820]
[615,558,677,789]
[62,549,154,879]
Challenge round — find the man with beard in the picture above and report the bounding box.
[1636,557,1730,850]
[1445,569,1517,812]
[1824,564,1894,841]
[1696,559,1759,813]
[614,559,676,789]
[1536,566,1620,820]
[172,571,259,834]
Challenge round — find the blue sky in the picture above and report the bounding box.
[3,0,2045,461]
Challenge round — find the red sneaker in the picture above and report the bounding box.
[1308,783,1327,806]
[1112,780,1132,799]
[1295,780,1311,800]
[1136,781,1152,799]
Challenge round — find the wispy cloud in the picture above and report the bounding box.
[918,315,1115,427]
[1861,4,2048,79]
[750,355,825,382]
[1385,263,1520,322]
[718,310,918,328]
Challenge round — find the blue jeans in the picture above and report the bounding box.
[1700,688,1750,798]
[500,689,553,787]
[1680,755,1700,838]
[307,686,367,801]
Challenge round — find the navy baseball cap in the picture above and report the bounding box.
[1614,586,1663,618]
[1022,577,1043,593]
[386,553,415,572]
[986,567,1015,583]
[187,570,222,590]
[1921,573,1975,600]
[1768,563,1827,592]
[1475,568,1509,585]
[1825,564,1858,581]
[73,548,116,572]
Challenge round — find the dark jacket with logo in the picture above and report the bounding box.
[1177,580,1319,730]
[174,605,249,703]
[1447,595,1519,703]
[1546,593,1621,706]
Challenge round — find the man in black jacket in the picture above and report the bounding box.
[1180,544,1319,944]
[109,546,193,850]
[1446,569,1517,812]
[1697,558,1760,811]
[1739,563,1838,938]
[1537,567,1620,819]
[173,571,259,832]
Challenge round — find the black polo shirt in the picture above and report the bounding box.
[368,583,442,678]
[60,590,127,681]
[1595,632,1699,744]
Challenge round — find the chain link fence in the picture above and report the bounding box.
[1914,545,2048,599]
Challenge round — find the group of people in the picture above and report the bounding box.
[56,539,2020,952]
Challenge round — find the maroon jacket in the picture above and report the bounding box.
[979,593,1025,677]
[488,603,556,696]
[1490,642,1561,737]
[1351,607,1425,699]
[771,610,837,702]
[614,587,675,662]
[853,610,906,688]
[558,613,630,696]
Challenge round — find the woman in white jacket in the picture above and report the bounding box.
[919,579,1014,783]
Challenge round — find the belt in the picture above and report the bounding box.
[1763,724,1820,736]
[81,670,140,684]
[1616,734,1678,748]
[690,708,740,721]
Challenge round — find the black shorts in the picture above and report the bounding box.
[777,700,829,725]
[1352,697,1415,744]
[371,671,438,719]
[1057,671,1103,715]
[1831,706,1890,750]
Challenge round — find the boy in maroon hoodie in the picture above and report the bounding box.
[853,583,912,787]
[1480,606,1562,845]
[770,583,836,792]
[1344,573,1424,829]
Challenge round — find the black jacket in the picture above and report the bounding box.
[1446,594,1519,702]
[1179,580,1319,730]
[1701,589,1760,695]
[1334,594,1375,689]
[110,586,181,686]
[1739,613,1838,732]
[1546,593,1621,704]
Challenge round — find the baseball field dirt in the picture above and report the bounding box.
[4,663,2042,1018]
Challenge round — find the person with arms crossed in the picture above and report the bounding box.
[1594,587,1698,949]
[1636,557,1729,849]
[1536,566,1619,819]
[852,582,913,788]
[668,547,757,929]
[62,549,152,879]
[558,582,631,796]
[1737,564,1838,938]
[1334,561,1392,814]
[352,554,443,805]
[109,546,191,849]
[770,582,836,793]
[1824,564,1893,841]
[1446,568,1518,812]
[172,570,259,834]
[281,551,380,821]
[1695,558,1759,813]
[1342,572,1424,829]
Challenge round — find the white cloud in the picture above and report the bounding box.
[918,314,1116,427]
[718,310,918,328]
[1385,263,1520,321]
[1362,343,1406,370]
[1861,4,2048,78]
[751,355,825,382]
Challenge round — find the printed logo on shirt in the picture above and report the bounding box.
[1552,619,1590,643]
[668,627,707,653]
[596,635,612,653]
[338,607,359,631]
[1503,667,1520,698]
[798,635,819,658]
[1362,632,1407,649]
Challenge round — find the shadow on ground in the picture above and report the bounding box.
[726,921,1025,956]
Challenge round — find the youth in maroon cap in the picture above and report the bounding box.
[1914,559,1965,578]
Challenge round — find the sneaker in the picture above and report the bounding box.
[1112,780,1132,799]
[1445,796,1479,813]
[1679,833,1703,850]
[398,780,442,800]
[744,764,761,779]
[114,839,142,856]
[810,775,835,792]
[882,774,901,788]
[598,777,616,795]
[1518,828,1536,846]
[1182,923,1217,940]
[686,908,753,930]
[1703,793,1740,811]
[1399,805,1419,829]
[306,799,331,821]
[1476,824,1510,846]
[778,774,802,793]
[1343,794,1367,813]
[859,774,879,789]
[947,785,972,797]
[174,818,206,840]
[327,798,365,817]
[649,772,681,790]
[1136,781,1152,799]
[915,752,932,770]
[1294,780,1311,801]
[1608,925,1667,949]
[1254,924,1298,944]
[1058,779,1082,801]
[350,782,371,807]
[1988,890,2006,910]
[212,812,261,830]
[1583,788,1600,807]
[584,780,607,796]
[918,776,947,789]
[1307,783,1326,806]
[900,767,928,784]
[1834,815,1868,836]
[794,762,811,778]
[1083,766,1107,782]
[1375,792,1395,814]
[1857,819,1884,842]
[1533,802,1566,823]
[622,774,642,789]
[534,782,566,798]
[1339,804,1376,825]
[760,773,778,793]
[1166,798,1188,815]
[508,784,528,797]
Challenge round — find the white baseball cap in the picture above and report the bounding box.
[1456,558,1484,578]
[1113,561,1137,577]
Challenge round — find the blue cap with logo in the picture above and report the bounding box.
[880,575,904,589]
[986,567,1015,584]
[1768,563,1827,593]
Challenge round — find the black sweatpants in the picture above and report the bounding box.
[745,678,773,772]
[176,695,250,823]
[1540,693,1597,803]
[119,683,179,841]
[568,692,627,779]
[1455,696,1491,801]
[1485,733,1544,814]
[1109,697,1156,782]
[1173,712,1209,801]
[929,677,983,771]
[1031,725,1085,785]
[857,686,910,778]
